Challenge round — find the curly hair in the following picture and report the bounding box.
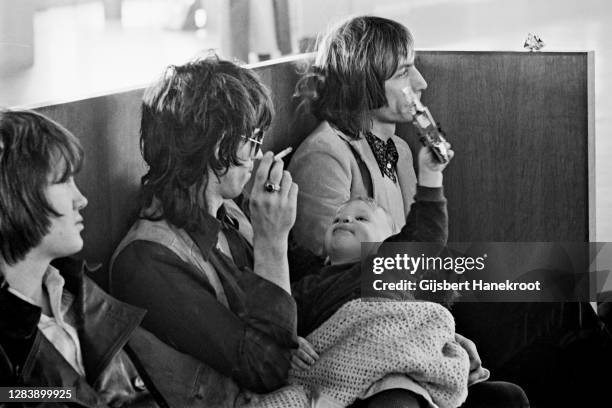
[0,109,83,264]
[296,16,414,138]
[139,56,273,231]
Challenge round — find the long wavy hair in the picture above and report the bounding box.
[139,56,273,231]
[295,16,414,138]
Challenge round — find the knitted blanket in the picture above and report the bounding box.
[245,300,470,408]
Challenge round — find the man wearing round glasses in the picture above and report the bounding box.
[110,57,314,405]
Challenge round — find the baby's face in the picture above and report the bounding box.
[324,200,394,263]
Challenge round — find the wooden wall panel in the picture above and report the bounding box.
[253,56,306,152]
[397,51,593,242]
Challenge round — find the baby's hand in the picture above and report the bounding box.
[417,143,454,187]
[455,333,490,385]
[290,337,319,371]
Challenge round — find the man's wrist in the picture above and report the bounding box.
[254,240,289,260]
[418,170,443,188]
[253,242,291,294]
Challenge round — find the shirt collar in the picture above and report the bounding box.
[189,203,240,260]
[7,265,71,323]
[364,131,399,183]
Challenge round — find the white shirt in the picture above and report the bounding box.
[8,266,86,376]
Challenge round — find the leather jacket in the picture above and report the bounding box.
[0,258,165,408]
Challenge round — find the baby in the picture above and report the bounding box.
[292,145,451,335]
[288,146,493,406]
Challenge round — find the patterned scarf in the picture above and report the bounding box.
[364,131,399,183]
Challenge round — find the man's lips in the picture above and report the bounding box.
[408,103,417,116]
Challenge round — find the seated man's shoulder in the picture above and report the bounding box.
[291,121,354,170]
[297,121,351,152]
[114,239,181,272]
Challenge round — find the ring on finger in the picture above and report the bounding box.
[264,181,281,193]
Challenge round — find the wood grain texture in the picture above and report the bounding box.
[29,52,593,287]
[397,51,592,242]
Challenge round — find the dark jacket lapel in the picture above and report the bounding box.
[50,258,146,384]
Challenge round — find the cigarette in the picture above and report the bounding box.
[274,147,293,160]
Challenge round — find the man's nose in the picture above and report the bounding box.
[341,215,353,223]
[410,67,428,92]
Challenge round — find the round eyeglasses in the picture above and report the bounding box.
[241,127,264,158]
